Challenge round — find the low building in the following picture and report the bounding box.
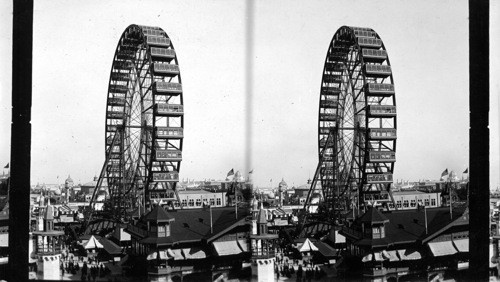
[174,190,227,209]
[125,206,250,281]
[388,190,441,210]
[80,176,99,195]
[340,206,469,281]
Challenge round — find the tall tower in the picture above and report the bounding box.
[250,204,278,282]
[33,203,64,280]
[64,175,74,203]
[278,178,287,207]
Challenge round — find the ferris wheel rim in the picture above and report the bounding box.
[104,24,184,211]
[318,26,397,210]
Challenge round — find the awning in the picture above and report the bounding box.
[273,209,286,216]
[453,239,469,253]
[428,241,457,257]
[58,205,72,214]
[146,250,169,261]
[0,233,8,247]
[382,250,400,262]
[167,249,184,260]
[237,239,249,252]
[146,251,156,260]
[182,248,206,259]
[212,241,243,256]
[373,252,385,261]
[361,253,373,262]
[59,215,74,223]
[397,249,422,260]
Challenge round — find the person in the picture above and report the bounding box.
[91,266,97,282]
[297,265,303,281]
[82,262,88,278]
[100,264,105,278]
[81,271,86,281]
[306,269,312,282]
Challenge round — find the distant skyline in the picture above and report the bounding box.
[0,1,499,188]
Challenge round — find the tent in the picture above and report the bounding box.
[83,235,104,250]
[296,238,319,253]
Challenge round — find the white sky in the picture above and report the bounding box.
[0,0,498,189]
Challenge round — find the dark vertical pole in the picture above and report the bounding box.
[469,0,489,280]
[8,0,33,281]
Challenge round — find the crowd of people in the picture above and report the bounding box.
[59,248,112,281]
[274,252,328,281]
[276,264,326,281]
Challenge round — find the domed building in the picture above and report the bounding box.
[278,178,288,191]
[63,175,74,203]
[277,178,288,207]
[64,175,74,188]
[234,171,245,182]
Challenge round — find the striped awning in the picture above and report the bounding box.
[428,241,457,257]
[58,205,72,214]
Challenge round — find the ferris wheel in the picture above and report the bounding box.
[92,25,184,218]
[318,26,397,216]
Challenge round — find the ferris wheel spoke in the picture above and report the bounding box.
[103,23,187,210]
[314,26,398,222]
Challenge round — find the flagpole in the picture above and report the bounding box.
[210,205,213,233]
[235,181,238,220]
[424,206,428,234]
[449,178,453,220]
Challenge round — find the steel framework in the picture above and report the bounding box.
[301,26,397,232]
[88,25,184,222]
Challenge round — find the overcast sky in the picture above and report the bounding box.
[0,0,498,189]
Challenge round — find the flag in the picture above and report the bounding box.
[249,169,253,174]
[463,168,468,174]
[227,169,234,177]
[441,169,448,177]
[3,163,8,169]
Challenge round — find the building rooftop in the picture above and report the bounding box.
[392,190,428,195]
[344,206,468,248]
[358,206,389,224]
[144,205,174,222]
[129,206,249,246]
[178,189,219,195]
